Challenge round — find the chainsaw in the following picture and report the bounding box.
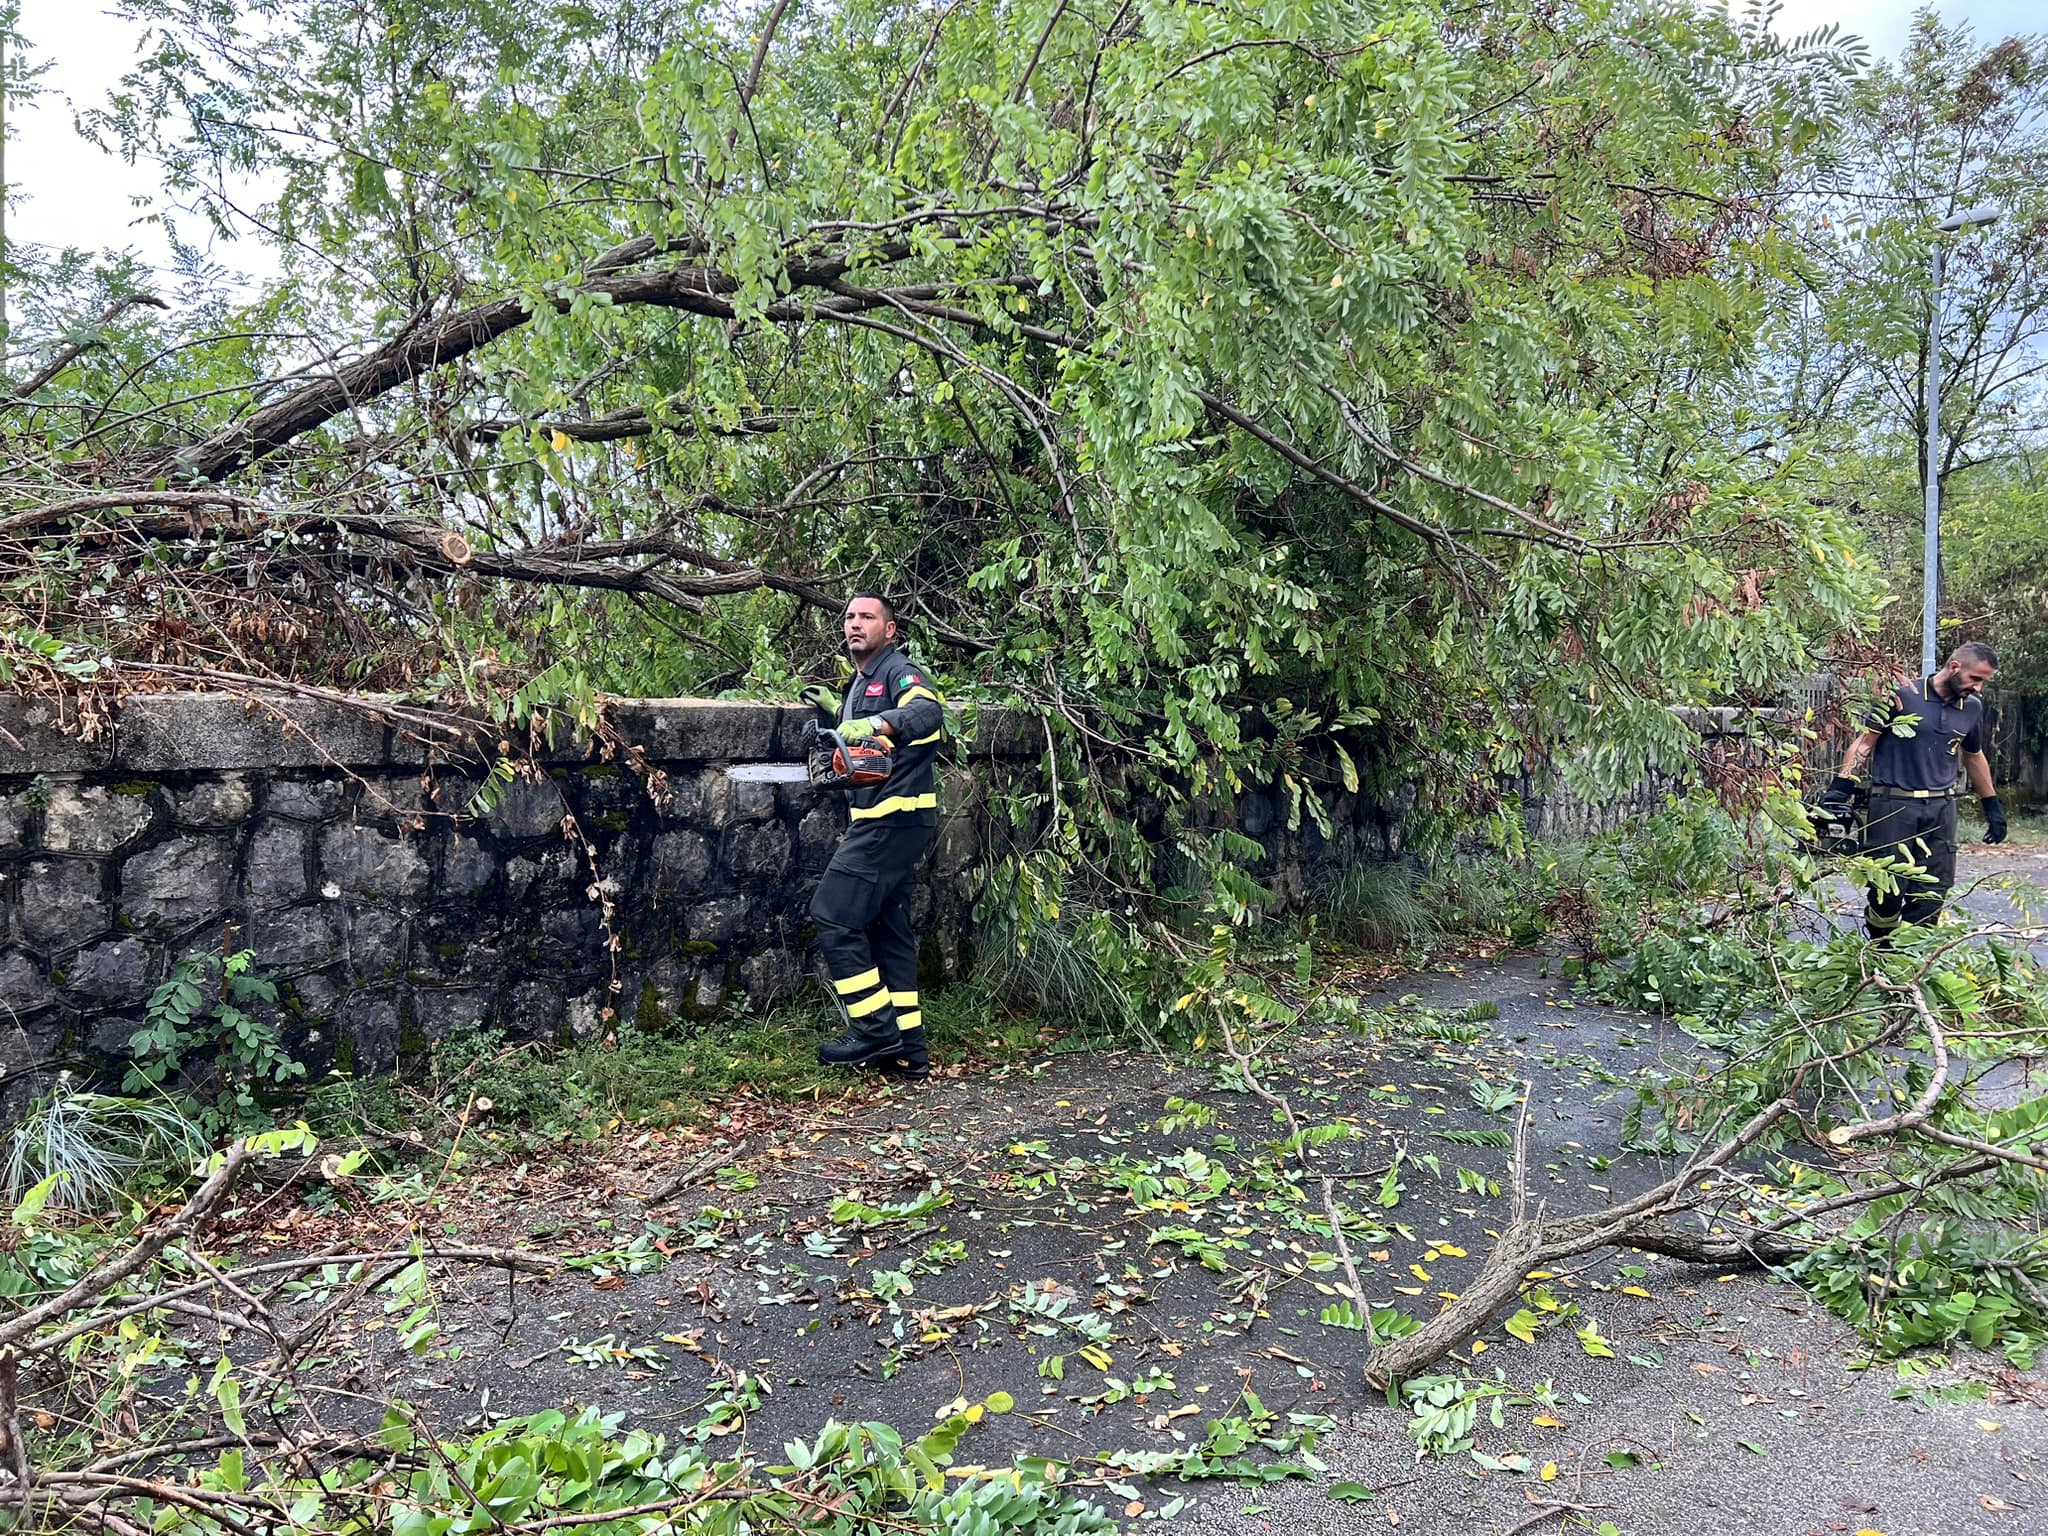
[1809,790,1864,857]
[802,720,895,790]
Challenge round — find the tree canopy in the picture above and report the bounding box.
[1753,10,2048,686]
[5,0,1884,859]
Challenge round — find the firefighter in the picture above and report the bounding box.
[806,591,946,1079]
[1818,641,2008,938]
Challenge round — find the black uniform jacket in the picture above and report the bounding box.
[838,644,945,825]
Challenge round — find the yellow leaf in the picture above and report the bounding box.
[1532,1413,1563,1428]
[1854,1529,1888,1535]
[550,430,571,454]
[1409,1263,1431,1281]
[1540,1462,1558,1482]
[1621,1285,1652,1298]
[1394,1285,1423,1296]
[1469,1340,1487,1355]
[1436,1244,1468,1258]
[1975,1418,2001,1432]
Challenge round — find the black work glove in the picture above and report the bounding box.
[1983,795,2008,845]
[1816,775,1860,819]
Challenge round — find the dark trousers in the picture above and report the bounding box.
[810,821,935,1037]
[1863,791,1958,935]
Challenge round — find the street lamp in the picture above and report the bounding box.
[1922,202,2002,678]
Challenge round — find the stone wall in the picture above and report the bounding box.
[0,694,1031,1088]
[0,688,1772,1097]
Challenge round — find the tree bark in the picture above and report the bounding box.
[1362,1097,1800,1388]
[139,239,918,483]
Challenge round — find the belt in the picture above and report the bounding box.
[1869,785,1956,800]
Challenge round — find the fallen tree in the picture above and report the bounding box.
[5,0,1876,874]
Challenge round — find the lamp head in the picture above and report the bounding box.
[1937,204,2001,232]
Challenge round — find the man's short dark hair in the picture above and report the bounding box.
[1951,641,1999,669]
[847,590,896,624]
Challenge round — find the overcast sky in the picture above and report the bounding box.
[7,1,2045,286]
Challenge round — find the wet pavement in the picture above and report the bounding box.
[233,849,2046,1533]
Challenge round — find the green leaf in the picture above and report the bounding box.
[10,1172,62,1228]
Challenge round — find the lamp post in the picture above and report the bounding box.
[1922,203,2001,678]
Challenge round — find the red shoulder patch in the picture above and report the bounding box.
[865,682,886,696]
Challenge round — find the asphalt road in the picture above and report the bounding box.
[247,850,2045,1536]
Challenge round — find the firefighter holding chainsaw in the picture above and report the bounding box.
[801,592,946,1079]
[1817,641,2007,938]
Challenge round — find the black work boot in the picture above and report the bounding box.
[880,1027,929,1083]
[817,1012,902,1069]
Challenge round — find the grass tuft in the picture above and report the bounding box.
[4,1084,209,1213]
[976,904,1146,1043]
[1315,861,1439,951]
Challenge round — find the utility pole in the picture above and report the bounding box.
[1922,203,2001,678]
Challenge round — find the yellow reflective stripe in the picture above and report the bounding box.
[909,729,944,746]
[846,988,893,1018]
[850,793,938,820]
[897,1016,923,1033]
[833,967,882,996]
[889,991,919,1007]
[897,686,941,706]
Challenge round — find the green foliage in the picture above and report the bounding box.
[1767,10,2048,676]
[150,1394,1123,1536]
[1568,789,2048,1366]
[310,983,1042,1155]
[973,869,1154,1041]
[2,1083,207,1214]
[124,951,301,1137]
[1397,1372,1559,1461]
[1316,862,1439,952]
[1794,1216,2046,1369]
[5,0,1883,911]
